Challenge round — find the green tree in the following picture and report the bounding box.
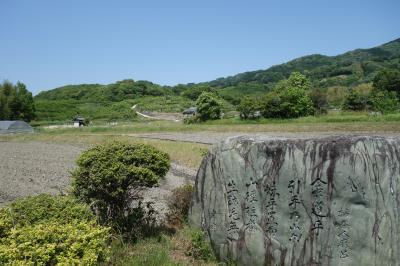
[196,92,222,121]
[370,90,399,114]
[72,141,170,239]
[261,72,314,118]
[342,83,373,111]
[373,69,400,93]
[237,96,261,119]
[279,86,314,118]
[286,71,311,90]
[0,81,35,121]
[310,89,329,114]
[261,91,284,118]
[182,86,212,101]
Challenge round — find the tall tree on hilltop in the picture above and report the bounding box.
[0,81,36,122]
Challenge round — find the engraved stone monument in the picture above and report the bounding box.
[189,135,400,266]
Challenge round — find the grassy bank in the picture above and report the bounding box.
[34,111,400,135]
[108,226,217,266]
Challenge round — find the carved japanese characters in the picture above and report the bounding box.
[190,136,400,266]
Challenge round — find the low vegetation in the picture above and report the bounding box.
[0,194,110,265]
[0,141,217,265]
[72,141,170,240]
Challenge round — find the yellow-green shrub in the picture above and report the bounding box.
[0,194,110,265]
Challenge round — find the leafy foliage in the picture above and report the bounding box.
[35,80,167,102]
[342,83,373,111]
[261,72,314,118]
[72,141,170,239]
[0,81,35,122]
[237,96,262,119]
[186,230,216,262]
[373,68,400,93]
[0,194,110,265]
[370,90,399,114]
[196,92,222,121]
[310,89,329,114]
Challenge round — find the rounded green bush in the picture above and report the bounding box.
[0,194,110,265]
[72,141,170,237]
[196,92,222,121]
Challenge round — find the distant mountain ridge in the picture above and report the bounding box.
[202,37,400,89]
[33,38,400,121]
[36,37,400,102]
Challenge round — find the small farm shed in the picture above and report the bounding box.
[0,121,34,134]
[73,117,85,127]
[182,107,197,117]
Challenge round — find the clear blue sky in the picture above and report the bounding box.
[1,0,399,95]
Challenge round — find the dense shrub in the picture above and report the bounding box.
[183,115,201,124]
[196,92,222,121]
[0,194,110,265]
[261,72,314,119]
[186,230,216,262]
[373,68,400,93]
[326,86,349,108]
[285,71,311,90]
[72,141,170,239]
[370,90,399,114]
[181,86,213,101]
[261,86,314,118]
[342,84,373,111]
[237,96,262,119]
[280,86,314,118]
[166,184,194,228]
[310,88,329,114]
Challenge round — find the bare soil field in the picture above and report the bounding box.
[0,142,83,207]
[0,141,196,213]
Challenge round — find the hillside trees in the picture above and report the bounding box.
[342,69,400,113]
[0,81,35,121]
[342,83,373,111]
[373,68,400,93]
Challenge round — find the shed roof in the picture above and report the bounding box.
[0,121,33,134]
[183,107,197,114]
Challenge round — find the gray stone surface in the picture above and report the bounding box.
[189,135,400,266]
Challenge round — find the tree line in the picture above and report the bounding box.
[187,68,400,122]
[0,81,36,122]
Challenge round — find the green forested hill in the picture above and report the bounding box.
[34,38,400,122]
[34,80,195,122]
[200,38,400,101]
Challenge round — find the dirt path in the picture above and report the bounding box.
[132,105,182,122]
[129,131,400,145]
[0,142,196,215]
